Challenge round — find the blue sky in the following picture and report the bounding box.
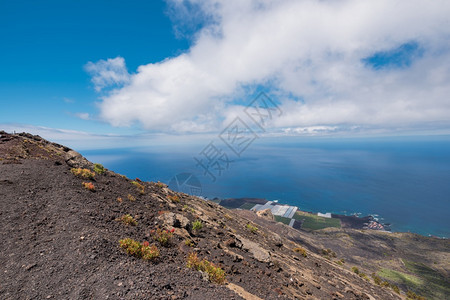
[1,0,450,148]
[363,41,423,70]
[0,0,188,135]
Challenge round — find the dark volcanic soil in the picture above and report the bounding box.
[0,159,244,299]
[0,131,403,299]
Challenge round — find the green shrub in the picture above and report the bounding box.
[406,290,426,300]
[168,195,180,203]
[192,220,203,231]
[359,272,369,280]
[246,223,258,234]
[321,248,337,258]
[151,228,175,247]
[132,181,145,194]
[372,273,382,285]
[293,247,308,257]
[118,214,137,226]
[182,205,195,213]
[71,168,95,179]
[391,284,400,294]
[119,238,159,261]
[352,266,360,274]
[381,280,390,287]
[93,163,106,174]
[186,252,225,284]
[82,182,95,191]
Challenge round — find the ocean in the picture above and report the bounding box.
[81,135,450,238]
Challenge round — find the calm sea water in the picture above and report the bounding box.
[81,136,450,238]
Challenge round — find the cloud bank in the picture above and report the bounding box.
[87,0,450,135]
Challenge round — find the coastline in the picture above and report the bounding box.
[214,197,397,234]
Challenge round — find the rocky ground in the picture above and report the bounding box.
[0,131,418,299]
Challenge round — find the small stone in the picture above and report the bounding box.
[24,263,37,270]
[333,291,344,298]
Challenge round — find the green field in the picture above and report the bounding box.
[239,202,257,210]
[378,268,423,287]
[293,211,341,230]
[377,259,450,300]
[274,215,291,225]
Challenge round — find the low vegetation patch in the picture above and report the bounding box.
[293,247,308,257]
[152,228,175,247]
[377,264,444,300]
[246,223,258,234]
[168,195,180,203]
[186,252,226,284]
[93,163,106,174]
[71,168,95,179]
[119,238,159,261]
[406,290,426,300]
[184,239,194,247]
[223,213,232,220]
[350,267,369,280]
[182,205,195,213]
[192,220,203,231]
[118,214,137,226]
[359,272,369,281]
[372,272,382,285]
[391,284,400,294]
[375,269,424,297]
[82,182,95,191]
[377,268,423,287]
[132,181,145,194]
[127,194,136,201]
[321,248,337,259]
[402,259,449,300]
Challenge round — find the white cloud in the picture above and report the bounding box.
[85,57,130,92]
[75,112,90,120]
[63,97,74,104]
[283,126,338,136]
[89,0,450,134]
